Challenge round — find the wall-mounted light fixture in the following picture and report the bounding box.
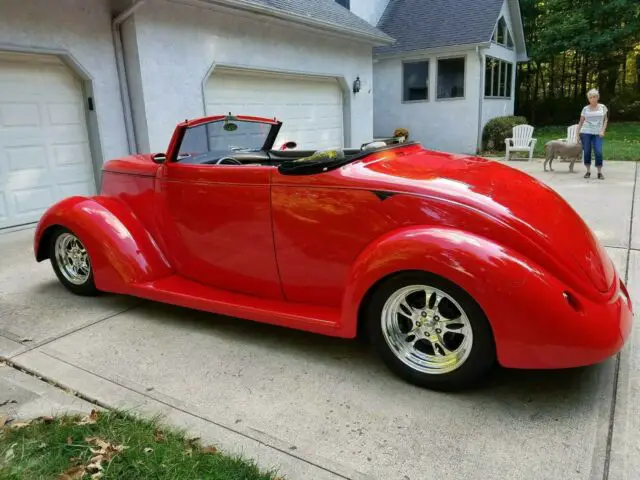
[353,76,361,94]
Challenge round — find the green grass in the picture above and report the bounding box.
[0,410,280,480]
[485,122,640,161]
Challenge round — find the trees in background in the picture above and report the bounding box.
[516,0,640,125]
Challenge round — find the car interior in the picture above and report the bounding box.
[176,138,409,168]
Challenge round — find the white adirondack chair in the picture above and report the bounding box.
[505,124,537,161]
[566,124,579,143]
[552,124,580,162]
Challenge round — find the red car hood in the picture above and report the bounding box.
[348,146,615,293]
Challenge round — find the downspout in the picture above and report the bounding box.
[113,0,146,154]
[476,45,485,154]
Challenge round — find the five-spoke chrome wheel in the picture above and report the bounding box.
[54,232,91,285]
[382,285,473,374]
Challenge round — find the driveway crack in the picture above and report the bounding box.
[8,303,141,360]
[603,160,637,480]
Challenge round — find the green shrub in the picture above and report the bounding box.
[482,115,528,152]
[610,90,640,122]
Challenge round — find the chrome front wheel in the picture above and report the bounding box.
[49,227,99,296]
[54,232,91,285]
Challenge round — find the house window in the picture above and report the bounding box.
[335,0,350,9]
[492,16,514,49]
[403,61,429,102]
[484,56,513,98]
[437,57,465,99]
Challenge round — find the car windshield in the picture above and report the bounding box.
[177,119,273,159]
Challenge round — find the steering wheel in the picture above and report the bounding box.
[215,156,242,165]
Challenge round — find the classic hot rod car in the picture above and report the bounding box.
[34,114,633,391]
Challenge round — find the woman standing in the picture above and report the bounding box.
[577,89,609,180]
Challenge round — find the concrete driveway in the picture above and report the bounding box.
[1,158,638,480]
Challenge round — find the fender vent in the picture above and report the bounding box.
[371,190,398,201]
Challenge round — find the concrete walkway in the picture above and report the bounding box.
[0,158,638,480]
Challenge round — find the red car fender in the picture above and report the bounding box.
[34,196,172,292]
[339,226,627,369]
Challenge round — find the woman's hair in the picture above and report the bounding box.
[587,88,600,99]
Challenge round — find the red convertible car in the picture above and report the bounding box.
[34,114,633,391]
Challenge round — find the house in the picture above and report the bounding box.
[371,0,528,154]
[0,0,526,232]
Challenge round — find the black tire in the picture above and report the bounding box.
[49,227,100,296]
[365,271,496,391]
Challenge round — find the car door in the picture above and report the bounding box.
[154,116,283,300]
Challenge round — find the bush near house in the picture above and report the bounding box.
[481,115,529,152]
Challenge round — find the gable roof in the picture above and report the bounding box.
[374,0,507,55]
[213,0,394,45]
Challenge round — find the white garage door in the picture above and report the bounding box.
[0,52,95,230]
[205,69,344,150]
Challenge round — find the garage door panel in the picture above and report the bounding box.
[57,181,94,199]
[0,52,94,229]
[206,70,343,150]
[13,185,54,215]
[0,103,42,127]
[5,145,48,172]
[47,102,85,126]
[52,142,91,166]
[0,193,7,220]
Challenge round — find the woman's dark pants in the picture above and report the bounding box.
[580,133,604,167]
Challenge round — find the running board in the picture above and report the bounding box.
[127,275,342,336]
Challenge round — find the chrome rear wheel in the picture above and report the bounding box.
[382,285,473,375]
[366,272,496,391]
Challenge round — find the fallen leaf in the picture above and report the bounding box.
[19,337,33,343]
[154,427,166,443]
[57,465,86,480]
[0,414,13,427]
[183,448,193,457]
[200,446,218,454]
[86,458,104,473]
[38,442,47,449]
[4,443,16,462]
[85,437,109,450]
[8,421,31,429]
[77,409,99,425]
[144,447,154,454]
[185,436,200,448]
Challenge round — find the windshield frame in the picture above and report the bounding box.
[166,115,282,163]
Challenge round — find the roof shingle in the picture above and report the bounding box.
[236,0,394,43]
[375,0,504,55]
